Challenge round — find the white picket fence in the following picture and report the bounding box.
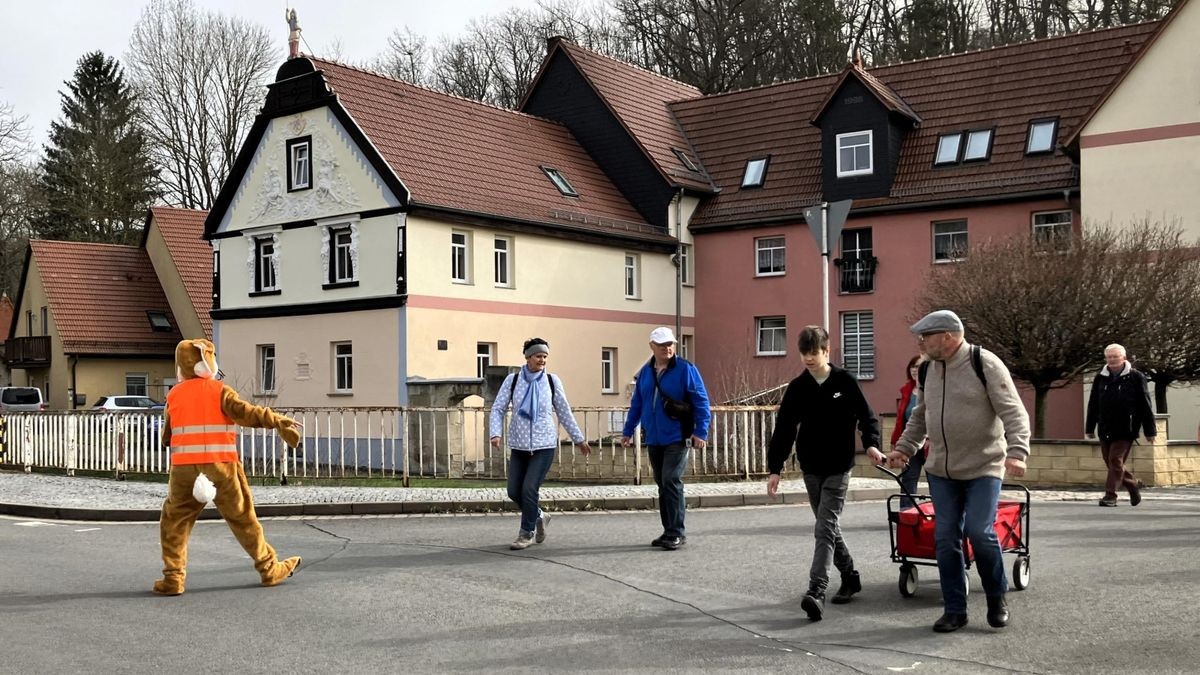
[0,406,784,484]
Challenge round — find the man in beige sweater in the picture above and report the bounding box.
[888,310,1030,634]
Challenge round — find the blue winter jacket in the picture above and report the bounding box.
[622,356,711,445]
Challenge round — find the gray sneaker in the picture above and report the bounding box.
[536,512,551,543]
[510,532,535,550]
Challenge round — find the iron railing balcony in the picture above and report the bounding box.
[835,256,878,294]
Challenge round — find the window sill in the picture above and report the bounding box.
[838,290,875,295]
[327,391,353,397]
[836,170,874,178]
[250,289,282,297]
[287,185,311,193]
[624,296,642,301]
[601,390,619,395]
[755,352,787,358]
[494,284,514,290]
[452,279,473,286]
[755,272,785,278]
[257,391,278,397]
[323,280,359,290]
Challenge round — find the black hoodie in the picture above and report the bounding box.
[767,365,881,476]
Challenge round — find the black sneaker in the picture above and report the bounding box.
[933,612,969,632]
[1128,483,1142,507]
[1098,497,1118,507]
[831,570,862,605]
[801,591,825,621]
[651,535,666,547]
[659,535,686,550]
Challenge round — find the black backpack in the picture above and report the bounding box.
[508,372,557,405]
[918,344,987,390]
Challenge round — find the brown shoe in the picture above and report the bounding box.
[1128,483,1142,506]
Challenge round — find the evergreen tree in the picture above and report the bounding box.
[35,51,156,245]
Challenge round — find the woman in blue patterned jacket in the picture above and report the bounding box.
[489,338,592,550]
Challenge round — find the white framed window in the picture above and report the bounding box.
[962,128,994,161]
[253,235,278,292]
[935,133,962,165]
[756,317,787,356]
[841,311,875,379]
[679,244,692,286]
[330,226,355,283]
[680,334,694,361]
[287,136,311,191]
[755,236,785,276]
[1033,210,1073,251]
[259,344,277,394]
[836,130,873,177]
[1026,119,1058,155]
[601,348,617,393]
[451,230,471,283]
[742,157,769,188]
[933,220,969,262]
[40,306,48,336]
[333,342,353,393]
[476,342,495,378]
[125,373,149,396]
[624,253,640,299]
[494,236,513,287]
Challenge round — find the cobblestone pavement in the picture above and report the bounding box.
[4,469,1190,517]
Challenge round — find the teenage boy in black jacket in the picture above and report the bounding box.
[766,325,884,621]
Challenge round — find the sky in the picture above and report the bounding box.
[1,0,532,152]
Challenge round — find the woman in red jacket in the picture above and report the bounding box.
[891,355,927,507]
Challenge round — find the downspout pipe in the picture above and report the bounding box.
[674,188,684,341]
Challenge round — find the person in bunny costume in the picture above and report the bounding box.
[152,338,303,596]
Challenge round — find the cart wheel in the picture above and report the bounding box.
[1012,556,1031,590]
[899,564,918,597]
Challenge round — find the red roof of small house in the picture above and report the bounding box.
[667,21,1159,228]
[28,240,182,356]
[310,58,673,244]
[148,207,211,339]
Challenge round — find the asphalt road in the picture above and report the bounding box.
[2,495,1197,674]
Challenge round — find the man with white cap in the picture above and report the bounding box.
[622,326,711,550]
[888,309,1030,633]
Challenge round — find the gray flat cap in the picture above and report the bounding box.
[910,309,964,334]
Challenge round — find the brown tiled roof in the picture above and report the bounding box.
[546,41,716,192]
[811,65,922,125]
[30,240,182,356]
[670,22,1159,228]
[149,207,211,339]
[310,58,672,244]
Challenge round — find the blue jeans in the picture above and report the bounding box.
[803,471,854,593]
[507,448,556,534]
[648,443,689,538]
[899,448,927,509]
[926,473,1008,613]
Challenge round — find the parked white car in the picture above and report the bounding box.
[91,396,161,410]
[0,386,47,412]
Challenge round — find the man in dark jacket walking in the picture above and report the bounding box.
[766,326,883,621]
[1085,343,1155,507]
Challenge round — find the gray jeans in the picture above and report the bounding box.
[803,471,855,593]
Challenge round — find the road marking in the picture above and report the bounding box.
[75,528,101,532]
[16,521,56,527]
[887,662,922,671]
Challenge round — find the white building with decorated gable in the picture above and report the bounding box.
[204,55,691,409]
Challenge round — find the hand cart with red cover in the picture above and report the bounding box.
[877,465,1031,597]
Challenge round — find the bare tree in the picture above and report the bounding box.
[915,223,1197,437]
[0,101,33,297]
[374,27,431,84]
[126,0,274,210]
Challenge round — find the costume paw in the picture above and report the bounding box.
[261,556,301,587]
[152,578,185,596]
[279,420,301,449]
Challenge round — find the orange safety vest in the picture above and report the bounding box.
[166,378,239,465]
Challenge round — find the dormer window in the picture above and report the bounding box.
[836,131,873,177]
[1026,119,1058,155]
[962,128,994,162]
[541,166,578,197]
[147,311,172,332]
[286,136,311,191]
[742,157,769,188]
[935,133,962,165]
[673,147,700,173]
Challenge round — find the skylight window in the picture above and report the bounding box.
[1026,119,1058,154]
[742,157,769,188]
[147,311,172,332]
[935,133,962,165]
[541,166,578,197]
[673,147,700,173]
[962,129,994,161]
